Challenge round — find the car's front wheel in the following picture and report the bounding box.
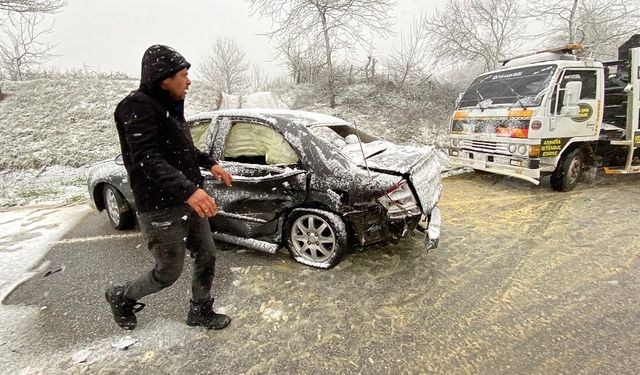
[285,209,347,269]
[550,148,584,192]
[103,184,135,230]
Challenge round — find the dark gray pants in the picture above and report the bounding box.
[124,204,217,303]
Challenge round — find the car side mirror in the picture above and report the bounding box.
[455,92,463,107]
[115,154,125,165]
[561,81,582,117]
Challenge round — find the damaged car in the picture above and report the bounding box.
[87,109,442,268]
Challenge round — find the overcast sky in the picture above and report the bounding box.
[42,0,446,79]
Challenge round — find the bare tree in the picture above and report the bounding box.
[362,40,378,83]
[422,0,525,72]
[275,33,326,84]
[531,0,640,58]
[385,16,430,90]
[199,37,249,95]
[0,12,56,81]
[248,63,268,92]
[248,0,395,108]
[0,0,64,14]
[0,0,63,97]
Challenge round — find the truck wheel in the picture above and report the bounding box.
[550,149,584,192]
[103,184,135,230]
[285,209,347,269]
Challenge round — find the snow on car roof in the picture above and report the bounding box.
[187,108,351,127]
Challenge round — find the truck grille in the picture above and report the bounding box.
[460,139,510,155]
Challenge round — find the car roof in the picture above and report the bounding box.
[187,108,351,127]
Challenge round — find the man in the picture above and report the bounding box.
[105,45,233,330]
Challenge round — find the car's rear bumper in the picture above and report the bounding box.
[345,205,440,249]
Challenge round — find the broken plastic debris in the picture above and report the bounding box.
[111,336,138,351]
[44,266,64,277]
[72,349,91,364]
[143,351,156,362]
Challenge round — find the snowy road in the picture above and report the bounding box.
[0,205,91,301]
[1,171,639,374]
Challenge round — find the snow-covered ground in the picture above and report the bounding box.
[0,204,90,302]
[0,205,91,373]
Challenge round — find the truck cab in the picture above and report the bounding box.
[448,37,640,191]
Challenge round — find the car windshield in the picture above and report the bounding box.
[458,64,557,109]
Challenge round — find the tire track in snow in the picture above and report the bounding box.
[55,232,141,244]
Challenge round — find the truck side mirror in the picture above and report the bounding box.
[561,81,582,117]
[563,81,582,106]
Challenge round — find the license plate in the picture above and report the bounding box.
[471,159,485,169]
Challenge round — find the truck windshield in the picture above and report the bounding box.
[459,64,557,109]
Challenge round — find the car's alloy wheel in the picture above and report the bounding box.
[103,184,135,230]
[286,210,347,269]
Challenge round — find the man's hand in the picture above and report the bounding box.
[187,188,217,218]
[211,164,233,187]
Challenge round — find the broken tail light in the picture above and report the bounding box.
[376,180,421,220]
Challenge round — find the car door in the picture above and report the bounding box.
[203,117,308,241]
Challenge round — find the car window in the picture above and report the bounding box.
[310,125,377,148]
[223,122,299,165]
[189,119,212,149]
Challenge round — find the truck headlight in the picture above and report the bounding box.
[517,144,527,155]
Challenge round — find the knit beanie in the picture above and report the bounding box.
[140,45,191,87]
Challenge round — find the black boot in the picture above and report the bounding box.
[105,285,145,330]
[186,298,231,330]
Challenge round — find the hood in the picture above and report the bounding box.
[341,140,434,174]
[140,44,191,89]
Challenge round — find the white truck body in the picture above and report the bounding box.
[448,38,640,191]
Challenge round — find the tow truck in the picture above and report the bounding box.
[448,35,640,191]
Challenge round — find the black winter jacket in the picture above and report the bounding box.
[114,45,217,213]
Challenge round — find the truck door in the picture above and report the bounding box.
[548,69,601,138]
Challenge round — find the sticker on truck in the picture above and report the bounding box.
[572,103,593,122]
[540,138,570,157]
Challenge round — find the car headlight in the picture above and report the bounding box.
[508,144,517,154]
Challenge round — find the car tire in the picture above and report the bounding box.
[550,148,584,192]
[103,184,135,230]
[285,209,347,269]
